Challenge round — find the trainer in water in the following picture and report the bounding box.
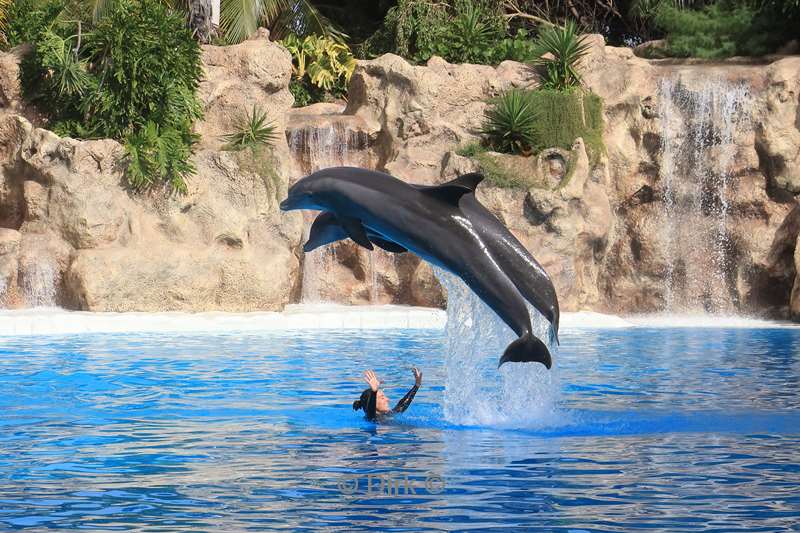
[280,166,560,369]
[353,368,422,421]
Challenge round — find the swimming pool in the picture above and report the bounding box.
[1,321,799,531]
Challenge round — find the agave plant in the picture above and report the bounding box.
[220,105,277,151]
[531,20,591,91]
[481,89,539,155]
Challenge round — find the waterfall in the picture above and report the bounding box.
[287,113,380,304]
[286,121,372,177]
[435,269,561,427]
[657,77,752,313]
[20,255,58,307]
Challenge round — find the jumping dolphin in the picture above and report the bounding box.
[280,167,560,368]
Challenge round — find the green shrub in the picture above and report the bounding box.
[220,106,277,152]
[529,89,605,163]
[281,33,355,105]
[3,0,63,48]
[427,0,506,64]
[363,0,539,65]
[479,88,605,162]
[654,3,761,58]
[531,20,591,91]
[19,0,203,191]
[360,0,448,62]
[124,122,196,194]
[456,142,533,189]
[82,0,203,138]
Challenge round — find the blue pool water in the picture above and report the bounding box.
[1,324,799,531]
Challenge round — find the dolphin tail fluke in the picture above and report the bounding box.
[498,333,552,369]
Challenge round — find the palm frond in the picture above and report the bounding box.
[221,0,287,44]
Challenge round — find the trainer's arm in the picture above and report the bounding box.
[393,367,422,414]
[364,370,379,420]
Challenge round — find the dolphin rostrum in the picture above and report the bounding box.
[280,167,560,368]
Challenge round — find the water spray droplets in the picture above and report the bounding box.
[435,269,563,428]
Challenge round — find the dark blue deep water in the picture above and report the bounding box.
[1,326,799,531]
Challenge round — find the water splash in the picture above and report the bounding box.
[657,77,752,312]
[435,269,562,427]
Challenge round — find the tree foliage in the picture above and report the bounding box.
[19,0,203,191]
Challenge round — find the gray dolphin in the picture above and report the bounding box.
[280,166,559,368]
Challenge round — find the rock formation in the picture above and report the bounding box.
[1,30,799,318]
[0,33,303,311]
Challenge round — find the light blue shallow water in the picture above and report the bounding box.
[1,326,799,531]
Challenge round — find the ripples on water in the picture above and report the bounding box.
[1,327,799,530]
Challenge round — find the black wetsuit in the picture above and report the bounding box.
[365,384,419,421]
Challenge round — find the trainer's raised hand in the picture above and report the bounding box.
[363,370,380,392]
[412,367,422,386]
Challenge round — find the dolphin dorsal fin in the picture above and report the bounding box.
[418,172,484,207]
[338,215,374,250]
[443,172,484,191]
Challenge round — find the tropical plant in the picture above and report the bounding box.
[3,0,65,48]
[480,87,604,159]
[220,106,277,151]
[481,89,539,155]
[531,20,591,91]
[360,0,448,61]
[21,29,92,110]
[282,33,355,91]
[19,0,203,191]
[429,0,507,64]
[124,121,196,193]
[282,32,355,104]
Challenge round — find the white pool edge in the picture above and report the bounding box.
[0,306,797,337]
[0,304,447,337]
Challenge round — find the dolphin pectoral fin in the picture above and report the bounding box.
[369,237,407,253]
[338,216,374,250]
[304,212,348,253]
[498,333,553,369]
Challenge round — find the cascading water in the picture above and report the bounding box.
[286,113,382,303]
[435,269,562,427]
[20,256,58,307]
[657,76,752,312]
[286,121,372,177]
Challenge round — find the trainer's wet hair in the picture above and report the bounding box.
[353,388,374,411]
